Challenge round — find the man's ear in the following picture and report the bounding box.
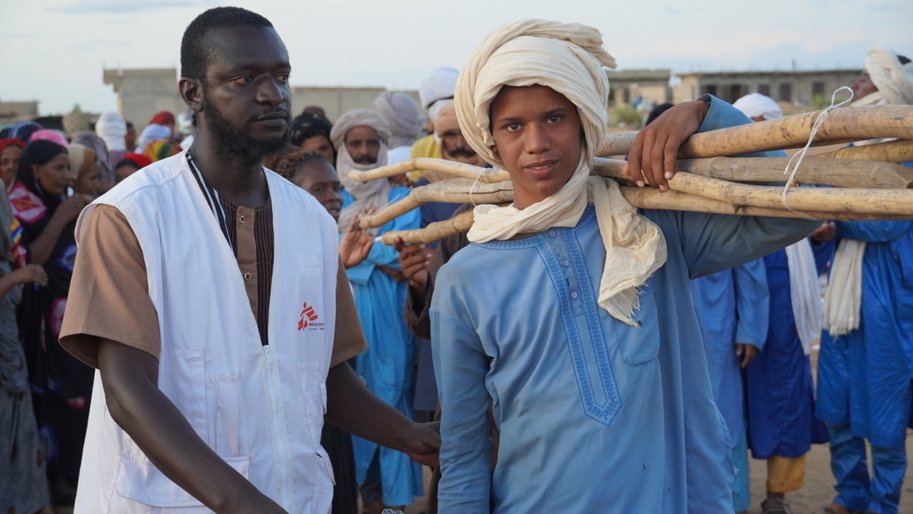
[179,78,204,113]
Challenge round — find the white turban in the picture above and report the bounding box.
[95,111,127,152]
[419,67,459,110]
[137,123,172,152]
[330,109,392,232]
[733,93,783,121]
[454,19,667,325]
[373,92,422,149]
[861,49,913,105]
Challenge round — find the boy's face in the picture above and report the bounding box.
[489,85,582,209]
[293,160,342,220]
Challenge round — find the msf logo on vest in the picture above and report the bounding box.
[298,301,325,331]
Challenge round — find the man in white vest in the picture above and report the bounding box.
[58,7,439,513]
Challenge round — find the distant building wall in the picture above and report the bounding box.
[103,68,184,130]
[0,100,40,123]
[672,69,862,105]
[608,69,672,107]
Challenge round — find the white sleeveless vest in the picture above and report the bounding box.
[73,152,339,513]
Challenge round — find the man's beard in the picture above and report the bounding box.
[202,96,288,166]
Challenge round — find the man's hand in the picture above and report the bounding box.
[402,421,440,468]
[393,237,432,294]
[10,264,47,286]
[339,217,374,269]
[625,99,710,192]
[736,343,758,368]
[811,221,836,244]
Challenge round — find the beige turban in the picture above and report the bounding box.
[454,19,667,325]
[861,49,913,105]
[67,143,96,181]
[330,109,392,232]
[851,50,913,124]
[373,92,422,148]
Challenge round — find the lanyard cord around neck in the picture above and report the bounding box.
[185,152,233,251]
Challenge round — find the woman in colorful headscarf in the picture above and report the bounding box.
[0,137,25,190]
[0,158,53,513]
[142,139,182,162]
[10,140,95,503]
[429,19,817,513]
[72,132,114,194]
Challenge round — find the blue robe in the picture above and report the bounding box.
[816,219,913,448]
[690,260,768,449]
[343,186,423,504]
[430,93,817,514]
[690,260,768,511]
[745,249,821,459]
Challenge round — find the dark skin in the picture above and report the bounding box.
[98,24,438,514]
[624,98,711,191]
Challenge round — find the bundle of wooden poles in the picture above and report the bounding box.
[351,105,913,245]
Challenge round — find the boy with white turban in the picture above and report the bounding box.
[816,49,913,514]
[331,109,424,511]
[430,19,817,513]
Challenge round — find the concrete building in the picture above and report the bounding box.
[607,69,672,107]
[0,100,40,123]
[671,68,863,106]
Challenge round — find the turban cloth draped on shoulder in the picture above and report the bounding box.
[330,109,392,232]
[454,19,667,325]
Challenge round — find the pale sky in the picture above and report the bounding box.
[1,0,910,115]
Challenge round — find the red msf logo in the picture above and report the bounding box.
[298,302,319,331]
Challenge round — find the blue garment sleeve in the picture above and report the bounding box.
[733,258,769,349]
[345,187,422,285]
[431,308,493,513]
[834,220,912,243]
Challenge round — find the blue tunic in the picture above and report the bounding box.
[816,219,913,448]
[343,186,424,504]
[745,249,820,458]
[431,202,816,513]
[690,260,769,450]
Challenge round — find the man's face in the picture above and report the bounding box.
[344,126,380,165]
[293,160,342,220]
[490,85,582,209]
[300,134,335,163]
[851,71,878,100]
[124,126,137,150]
[197,25,292,165]
[435,104,484,167]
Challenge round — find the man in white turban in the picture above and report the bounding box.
[429,19,817,513]
[408,67,460,183]
[330,108,424,512]
[733,92,784,122]
[816,49,913,514]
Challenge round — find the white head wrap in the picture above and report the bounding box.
[733,93,783,121]
[419,67,459,110]
[95,111,127,152]
[137,123,172,152]
[859,49,913,105]
[454,19,667,325]
[373,92,422,149]
[330,109,392,232]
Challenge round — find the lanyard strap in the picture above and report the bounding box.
[185,152,233,251]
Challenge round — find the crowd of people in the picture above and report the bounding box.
[1,6,912,514]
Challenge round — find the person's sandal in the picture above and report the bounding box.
[761,496,793,514]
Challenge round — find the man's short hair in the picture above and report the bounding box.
[180,7,273,81]
[288,112,334,147]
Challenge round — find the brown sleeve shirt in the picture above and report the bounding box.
[59,204,365,369]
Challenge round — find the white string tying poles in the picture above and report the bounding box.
[780,86,855,212]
